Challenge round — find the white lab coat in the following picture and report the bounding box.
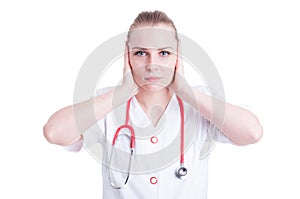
[65,86,232,199]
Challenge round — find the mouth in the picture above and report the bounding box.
[144,76,162,82]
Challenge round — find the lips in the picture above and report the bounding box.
[144,76,162,82]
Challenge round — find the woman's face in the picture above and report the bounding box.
[127,25,178,92]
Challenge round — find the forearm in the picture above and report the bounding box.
[43,86,132,146]
[196,90,263,145]
[175,85,263,146]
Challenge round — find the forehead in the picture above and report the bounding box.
[127,26,177,50]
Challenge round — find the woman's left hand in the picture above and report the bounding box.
[168,45,186,94]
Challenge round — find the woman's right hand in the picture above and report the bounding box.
[121,43,139,97]
[44,43,139,146]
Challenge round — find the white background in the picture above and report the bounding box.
[1,0,299,198]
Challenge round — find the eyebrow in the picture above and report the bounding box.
[132,47,174,50]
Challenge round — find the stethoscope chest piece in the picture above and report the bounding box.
[175,165,188,180]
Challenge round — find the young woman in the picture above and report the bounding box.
[43,11,263,199]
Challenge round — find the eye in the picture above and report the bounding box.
[134,51,147,56]
[160,51,170,56]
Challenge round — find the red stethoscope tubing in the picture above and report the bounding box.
[112,96,184,164]
[112,98,135,148]
[176,96,184,164]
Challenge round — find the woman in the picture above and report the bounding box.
[43,11,263,199]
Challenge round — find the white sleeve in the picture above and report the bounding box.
[63,139,84,152]
[63,119,106,153]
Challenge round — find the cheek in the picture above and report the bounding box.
[130,59,141,68]
[169,57,177,69]
[161,61,176,83]
[162,67,175,82]
[129,55,144,68]
[163,56,176,71]
[167,53,177,66]
[131,67,145,86]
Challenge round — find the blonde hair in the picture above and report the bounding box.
[127,10,178,41]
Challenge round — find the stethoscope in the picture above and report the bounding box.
[108,96,187,189]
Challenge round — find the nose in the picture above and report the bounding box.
[146,52,159,71]
[146,64,158,71]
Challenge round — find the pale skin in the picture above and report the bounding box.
[43,24,263,147]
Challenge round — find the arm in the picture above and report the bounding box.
[183,88,263,146]
[171,49,263,146]
[43,44,138,146]
[43,90,115,146]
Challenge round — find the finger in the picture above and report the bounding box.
[123,42,131,75]
[176,42,184,76]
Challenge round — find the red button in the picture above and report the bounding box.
[150,136,158,144]
[150,177,158,184]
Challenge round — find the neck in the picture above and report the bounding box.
[135,88,173,111]
[135,88,174,127]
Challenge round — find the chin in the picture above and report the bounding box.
[141,83,167,92]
